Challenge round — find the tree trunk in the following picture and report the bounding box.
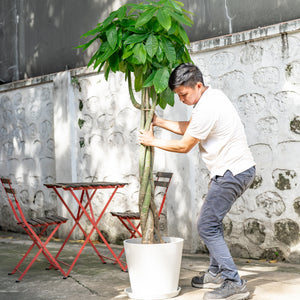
[139,87,163,244]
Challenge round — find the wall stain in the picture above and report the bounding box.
[290,116,300,134]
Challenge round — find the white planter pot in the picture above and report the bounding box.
[124,237,184,300]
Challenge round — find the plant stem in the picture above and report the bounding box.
[139,87,161,243]
[128,72,142,110]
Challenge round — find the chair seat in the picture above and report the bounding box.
[111,211,140,219]
[110,171,173,253]
[18,215,68,227]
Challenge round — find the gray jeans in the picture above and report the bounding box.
[197,166,256,282]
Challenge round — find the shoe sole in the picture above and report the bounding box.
[203,291,250,300]
[191,282,223,289]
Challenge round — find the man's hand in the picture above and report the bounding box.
[139,123,155,146]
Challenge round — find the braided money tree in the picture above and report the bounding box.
[78,0,193,243]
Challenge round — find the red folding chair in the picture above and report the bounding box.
[111,172,173,259]
[0,178,68,282]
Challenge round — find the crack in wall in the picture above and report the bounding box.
[224,0,234,34]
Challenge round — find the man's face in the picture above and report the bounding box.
[173,82,202,106]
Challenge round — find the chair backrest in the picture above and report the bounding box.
[0,178,25,224]
[154,172,173,217]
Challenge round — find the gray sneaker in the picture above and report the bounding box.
[191,271,224,289]
[203,279,250,300]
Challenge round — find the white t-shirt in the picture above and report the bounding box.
[186,87,255,178]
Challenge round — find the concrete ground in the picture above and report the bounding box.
[0,231,299,300]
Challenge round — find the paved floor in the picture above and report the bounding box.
[0,231,300,300]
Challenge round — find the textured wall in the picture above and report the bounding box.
[189,20,300,261]
[0,77,57,231]
[1,20,300,260]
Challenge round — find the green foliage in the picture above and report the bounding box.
[77,0,193,109]
[71,76,82,92]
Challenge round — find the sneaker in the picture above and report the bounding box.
[191,271,224,289]
[203,279,250,300]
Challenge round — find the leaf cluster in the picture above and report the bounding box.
[77,0,194,109]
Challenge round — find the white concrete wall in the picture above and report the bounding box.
[189,19,300,261]
[1,19,300,260]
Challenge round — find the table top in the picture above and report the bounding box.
[44,181,128,190]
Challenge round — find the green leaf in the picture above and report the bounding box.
[168,22,177,35]
[171,0,184,12]
[157,94,167,109]
[183,13,194,25]
[168,10,192,26]
[117,28,123,48]
[182,8,195,16]
[143,70,156,87]
[106,25,118,49]
[133,43,147,64]
[183,47,192,63]
[126,26,148,34]
[80,26,102,38]
[75,36,98,50]
[102,11,118,29]
[117,5,127,20]
[160,87,174,106]
[134,66,144,91]
[177,24,190,45]
[97,61,106,73]
[124,33,149,45]
[145,34,158,58]
[127,3,154,11]
[157,8,172,31]
[99,40,110,53]
[118,60,127,73]
[142,64,148,74]
[152,20,164,32]
[87,48,100,67]
[120,19,136,28]
[122,45,133,59]
[174,0,184,7]
[153,67,169,93]
[135,7,157,28]
[104,62,110,80]
[156,42,164,62]
[108,52,120,72]
[127,55,140,65]
[161,37,176,63]
[175,45,185,61]
[93,41,116,68]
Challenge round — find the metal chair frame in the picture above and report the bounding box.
[0,178,68,282]
[110,171,173,261]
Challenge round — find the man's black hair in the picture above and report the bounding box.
[168,63,205,91]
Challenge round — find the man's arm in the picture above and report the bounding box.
[153,115,190,136]
[139,124,199,153]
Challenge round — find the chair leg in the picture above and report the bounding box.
[50,217,106,272]
[112,217,142,264]
[8,225,48,276]
[8,241,36,276]
[14,223,66,282]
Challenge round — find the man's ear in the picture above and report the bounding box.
[196,82,203,89]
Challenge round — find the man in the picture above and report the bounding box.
[138,63,255,300]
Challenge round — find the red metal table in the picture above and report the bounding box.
[44,181,128,276]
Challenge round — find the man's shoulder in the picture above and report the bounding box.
[205,87,227,98]
[201,87,230,107]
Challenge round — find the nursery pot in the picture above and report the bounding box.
[124,237,184,300]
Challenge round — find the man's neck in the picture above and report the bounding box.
[195,86,209,106]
